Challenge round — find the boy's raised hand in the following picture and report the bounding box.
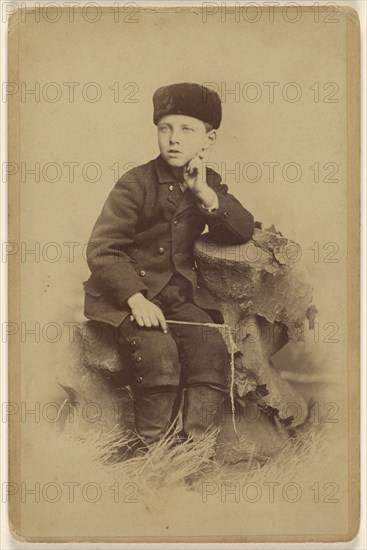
[183,151,217,208]
[127,292,168,333]
[183,151,207,192]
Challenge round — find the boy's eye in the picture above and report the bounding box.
[182,126,194,133]
[159,125,169,132]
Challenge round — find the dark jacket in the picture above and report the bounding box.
[83,155,254,327]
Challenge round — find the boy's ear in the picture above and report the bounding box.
[203,129,217,151]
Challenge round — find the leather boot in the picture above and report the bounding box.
[133,388,178,445]
[183,385,226,440]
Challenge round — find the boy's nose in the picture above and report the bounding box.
[169,132,180,145]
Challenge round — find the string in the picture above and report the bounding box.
[166,319,240,442]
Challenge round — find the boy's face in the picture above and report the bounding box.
[157,114,216,168]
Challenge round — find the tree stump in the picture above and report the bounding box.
[56,322,135,435]
[193,228,315,460]
[57,228,315,461]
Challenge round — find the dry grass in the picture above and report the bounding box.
[200,424,326,488]
[58,418,327,499]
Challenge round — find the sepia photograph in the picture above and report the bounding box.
[3,1,362,544]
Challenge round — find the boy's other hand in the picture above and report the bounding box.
[127,292,168,333]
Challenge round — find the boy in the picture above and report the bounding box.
[83,83,254,445]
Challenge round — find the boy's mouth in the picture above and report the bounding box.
[167,149,182,154]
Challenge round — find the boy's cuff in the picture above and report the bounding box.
[200,192,219,213]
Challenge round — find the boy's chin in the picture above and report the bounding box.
[165,159,186,168]
[163,157,187,168]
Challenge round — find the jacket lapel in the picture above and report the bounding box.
[154,155,197,215]
[167,185,182,208]
[174,189,196,216]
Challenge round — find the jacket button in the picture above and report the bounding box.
[158,247,165,254]
[139,270,146,277]
[223,211,228,218]
[131,340,137,346]
[169,185,174,191]
[196,284,200,289]
[136,356,142,363]
[173,220,178,226]
[137,376,143,383]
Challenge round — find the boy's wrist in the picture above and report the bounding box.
[200,191,219,212]
[127,291,145,308]
[196,185,218,209]
[194,185,217,208]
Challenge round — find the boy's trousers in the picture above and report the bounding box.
[117,273,229,392]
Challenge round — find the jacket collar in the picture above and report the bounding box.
[154,154,184,184]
